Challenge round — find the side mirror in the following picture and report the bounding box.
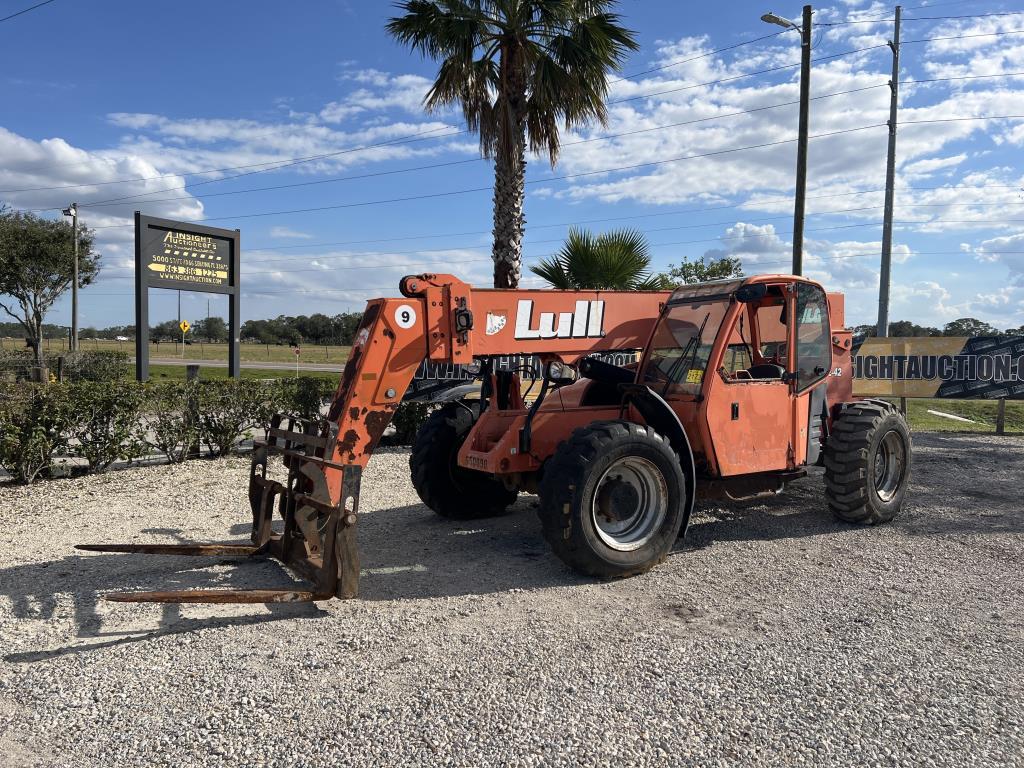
[735,283,768,303]
[543,360,578,385]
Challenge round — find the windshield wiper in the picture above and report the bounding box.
[660,311,711,396]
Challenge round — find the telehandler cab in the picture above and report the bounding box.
[78,273,911,603]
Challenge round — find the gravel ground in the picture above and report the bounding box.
[0,432,1021,767]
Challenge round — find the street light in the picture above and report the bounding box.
[61,202,79,352]
[762,5,812,276]
[761,11,799,30]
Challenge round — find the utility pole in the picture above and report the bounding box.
[877,5,902,338]
[762,5,812,275]
[793,5,812,276]
[62,202,79,351]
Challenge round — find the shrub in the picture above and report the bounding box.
[196,379,269,456]
[0,349,130,383]
[143,381,200,463]
[61,350,131,382]
[0,384,72,484]
[390,401,435,445]
[66,380,148,472]
[250,379,291,436]
[278,376,337,430]
[0,350,35,382]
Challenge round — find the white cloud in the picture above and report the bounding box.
[269,226,313,239]
[320,69,436,123]
[0,127,204,228]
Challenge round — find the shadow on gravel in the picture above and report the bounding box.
[0,527,324,664]
[355,499,586,600]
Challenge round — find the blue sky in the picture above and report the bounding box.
[2,0,1024,331]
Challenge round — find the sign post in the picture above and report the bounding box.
[135,213,241,380]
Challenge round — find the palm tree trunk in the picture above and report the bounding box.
[491,125,526,289]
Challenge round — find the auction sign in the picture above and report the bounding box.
[134,213,241,380]
[853,336,1024,399]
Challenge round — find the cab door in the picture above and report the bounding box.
[703,295,793,476]
[790,282,833,466]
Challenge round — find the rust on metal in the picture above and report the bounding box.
[75,543,260,556]
[103,589,322,604]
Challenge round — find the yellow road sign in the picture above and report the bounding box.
[179,320,191,334]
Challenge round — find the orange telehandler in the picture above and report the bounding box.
[78,273,912,603]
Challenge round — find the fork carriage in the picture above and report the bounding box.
[77,416,363,603]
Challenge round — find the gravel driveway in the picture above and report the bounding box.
[0,432,1021,767]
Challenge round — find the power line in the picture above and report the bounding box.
[229,184,1018,254]
[0,0,57,24]
[83,124,887,230]
[901,114,1024,124]
[610,30,788,83]
[0,124,465,195]
[66,84,890,212]
[80,116,1023,231]
[904,28,1024,44]
[906,11,1024,21]
[609,44,889,106]
[821,10,1024,25]
[9,64,1018,206]
[908,70,1024,85]
[6,44,888,203]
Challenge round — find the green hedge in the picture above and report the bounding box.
[0,377,432,483]
[0,350,131,383]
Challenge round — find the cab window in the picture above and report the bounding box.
[641,299,730,396]
[794,283,831,390]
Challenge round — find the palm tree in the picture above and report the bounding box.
[531,227,670,290]
[387,1,638,288]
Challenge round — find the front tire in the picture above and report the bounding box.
[410,402,518,520]
[824,401,912,524]
[538,421,686,578]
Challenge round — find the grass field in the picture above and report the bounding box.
[0,336,351,365]
[888,397,1024,434]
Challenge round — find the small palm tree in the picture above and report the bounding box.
[387,1,638,289]
[531,228,670,290]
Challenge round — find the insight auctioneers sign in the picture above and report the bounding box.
[134,213,241,380]
[853,336,1024,400]
[139,221,234,289]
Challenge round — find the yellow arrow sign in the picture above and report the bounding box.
[179,320,191,334]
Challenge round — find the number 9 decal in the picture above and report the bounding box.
[394,304,417,329]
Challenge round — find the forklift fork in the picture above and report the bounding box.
[76,416,362,604]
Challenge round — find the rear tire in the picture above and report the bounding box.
[538,421,686,578]
[824,401,911,524]
[410,402,517,520]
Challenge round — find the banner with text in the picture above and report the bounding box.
[853,336,1024,399]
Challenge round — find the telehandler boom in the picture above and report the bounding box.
[78,273,911,603]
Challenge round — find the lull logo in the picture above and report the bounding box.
[514,299,605,340]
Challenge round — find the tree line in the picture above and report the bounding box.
[852,318,1024,338]
[1,313,366,346]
